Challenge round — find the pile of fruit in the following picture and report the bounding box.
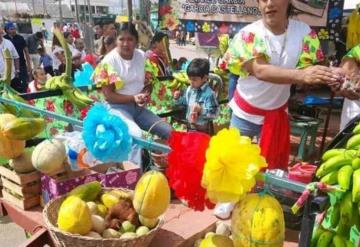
[311,123,360,247]
[55,171,170,240]
[194,193,285,247]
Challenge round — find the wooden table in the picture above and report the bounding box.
[0,199,56,247]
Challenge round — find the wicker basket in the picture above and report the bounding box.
[43,188,163,247]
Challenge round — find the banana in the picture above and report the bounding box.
[340,191,353,226]
[316,152,355,178]
[73,88,93,104]
[322,149,346,161]
[2,87,39,118]
[333,235,346,247]
[337,221,351,239]
[338,165,353,190]
[352,157,360,170]
[63,89,89,109]
[0,103,11,114]
[330,203,341,228]
[347,134,360,149]
[353,169,360,202]
[320,170,338,185]
[353,123,360,134]
[311,225,326,247]
[345,240,354,247]
[2,117,46,140]
[316,230,334,247]
[352,201,360,230]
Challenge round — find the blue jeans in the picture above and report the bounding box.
[109,103,172,166]
[228,73,239,101]
[230,114,262,139]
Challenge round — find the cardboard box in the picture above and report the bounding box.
[41,162,140,204]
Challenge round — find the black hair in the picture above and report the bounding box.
[63,31,71,39]
[150,32,168,46]
[287,3,294,17]
[35,32,43,39]
[118,22,138,41]
[187,58,210,78]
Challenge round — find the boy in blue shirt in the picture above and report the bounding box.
[174,58,218,132]
[37,46,54,76]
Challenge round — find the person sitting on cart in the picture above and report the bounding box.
[145,31,174,115]
[336,44,360,130]
[173,58,218,133]
[27,67,47,93]
[93,22,172,166]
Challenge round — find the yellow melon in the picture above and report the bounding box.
[231,193,285,247]
[133,171,170,218]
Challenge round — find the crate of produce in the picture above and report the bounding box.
[0,165,41,209]
[41,162,141,204]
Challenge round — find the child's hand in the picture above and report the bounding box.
[173,90,181,99]
[192,103,202,114]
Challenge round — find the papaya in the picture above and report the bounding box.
[133,171,170,218]
[0,113,25,159]
[57,196,92,235]
[68,181,102,202]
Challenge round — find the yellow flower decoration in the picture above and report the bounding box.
[202,22,211,33]
[318,28,329,40]
[201,128,267,203]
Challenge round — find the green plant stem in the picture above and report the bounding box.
[53,29,72,79]
[3,49,12,85]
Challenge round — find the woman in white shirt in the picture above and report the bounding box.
[96,23,172,165]
[216,0,341,219]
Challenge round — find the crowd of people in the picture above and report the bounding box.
[0,0,359,220]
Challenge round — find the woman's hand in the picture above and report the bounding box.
[301,65,341,85]
[134,93,149,107]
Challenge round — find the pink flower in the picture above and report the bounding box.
[50,128,58,136]
[45,100,55,112]
[316,49,324,61]
[109,74,118,83]
[100,69,108,78]
[303,43,310,53]
[242,32,255,44]
[309,30,317,39]
[63,100,74,115]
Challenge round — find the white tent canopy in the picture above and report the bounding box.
[344,0,359,10]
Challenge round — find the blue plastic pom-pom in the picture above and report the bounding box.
[82,103,132,163]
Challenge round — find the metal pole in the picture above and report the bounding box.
[43,0,47,15]
[74,0,81,24]
[32,0,35,15]
[59,0,63,23]
[87,0,93,25]
[128,0,133,22]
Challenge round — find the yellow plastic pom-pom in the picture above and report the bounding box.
[201,128,267,204]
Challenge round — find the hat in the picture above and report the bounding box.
[72,50,81,59]
[5,22,16,30]
[53,47,64,54]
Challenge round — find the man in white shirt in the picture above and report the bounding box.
[0,25,20,81]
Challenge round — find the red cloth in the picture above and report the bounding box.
[233,90,289,170]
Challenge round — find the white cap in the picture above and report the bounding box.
[53,46,64,54]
